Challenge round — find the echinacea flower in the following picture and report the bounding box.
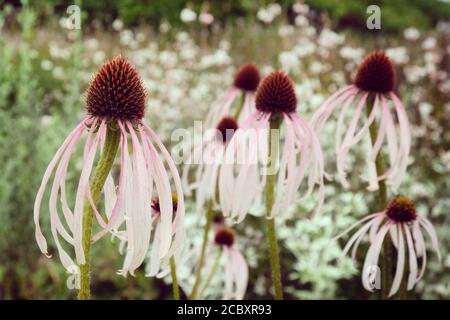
[335,196,441,297]
[213,226,248,300]
[219,71,325,222]
[312,51,411,191]
[182,116,239,213]
[205,64,260,129]
[145,192,184,277]
[34,56,184,277]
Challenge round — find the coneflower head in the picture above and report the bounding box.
[216,116,239,143]
[214,226,235,247]
[386,195,417,223]
[151,192,178,216]
[355,51,395,93]
[255,71,297,114]
[234,64,260,92]
[86,55,147,121]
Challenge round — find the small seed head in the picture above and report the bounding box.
[234,64,260,92]
[214,226,235,247]
[216,116,238,144]
[86,55,147,121]
[386,195,417,223]
[354,51,395,93]
[255,71,297,114]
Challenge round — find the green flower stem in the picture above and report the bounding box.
[199,247,223,298]
[170,256,180,300]
[266,116,283,300]
[78,124,120,300]
[190,200,213,299]
[233,92,246,119]
[366,94,393,300]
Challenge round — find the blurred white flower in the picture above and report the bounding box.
[422,37,437,50]
[279,51,300,73]
[404,65,427,83]
[199,12,214,25]
[40,59,53,71]
[294,15,308,27]
[339,46,365,62]
[180,8,197,23]
[318,29,344,49]
[93,51,106,65]
[386,47,409,65]
[404,27,420,41]
[279,25,294,37]
[268,3,282,16]
[112,19,124,31]
[292,3,309,15]
[257,8,274,24]
[159,21,171,33]
[309,61,323,74]
[85,38,99,50]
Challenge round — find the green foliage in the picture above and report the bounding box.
[16,0,449,31]
[305,0,450,31]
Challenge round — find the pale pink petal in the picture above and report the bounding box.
[34,119,87,257]
[388,224,405,297]
[403,224,418,290]
[73,120,105,264]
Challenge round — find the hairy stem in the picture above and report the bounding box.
[233,91,246,119]
[200,247,223,298]
[266,116,283,300]
[78,124,120,300]
[366,94,392,300]
[170,256,180,300]
[190,200,213,299]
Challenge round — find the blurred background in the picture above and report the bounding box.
[0,0,449,299]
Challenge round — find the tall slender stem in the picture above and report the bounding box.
[266,116,283,300]
[366,94,392,300]
[190,200,213,299]
[199,247,223,298]
[170,256,180,300]
[233,92,246,119]
[78,124,120,300]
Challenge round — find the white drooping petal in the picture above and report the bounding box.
[389,93,411,191]
[388,224,405,297]
[418,217,441,262]
[205,86,239,129]
[362,222,390,291]
[412,221,427,281]
[34,119,87,258]
[143,122,185,261]
[220,246,249,300]
[311,85,356,130]
[336,92,368,188]
[403,224,418,290]
[276,113,325,217]
[121,121,152,274]
[72,120,105,264]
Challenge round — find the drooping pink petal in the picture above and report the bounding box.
[403,224,418,290]
[388,224,405,297]
[72,120,105,264]
[142,121,186,259]
[205,86,239,129]
[362,222,390,291]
